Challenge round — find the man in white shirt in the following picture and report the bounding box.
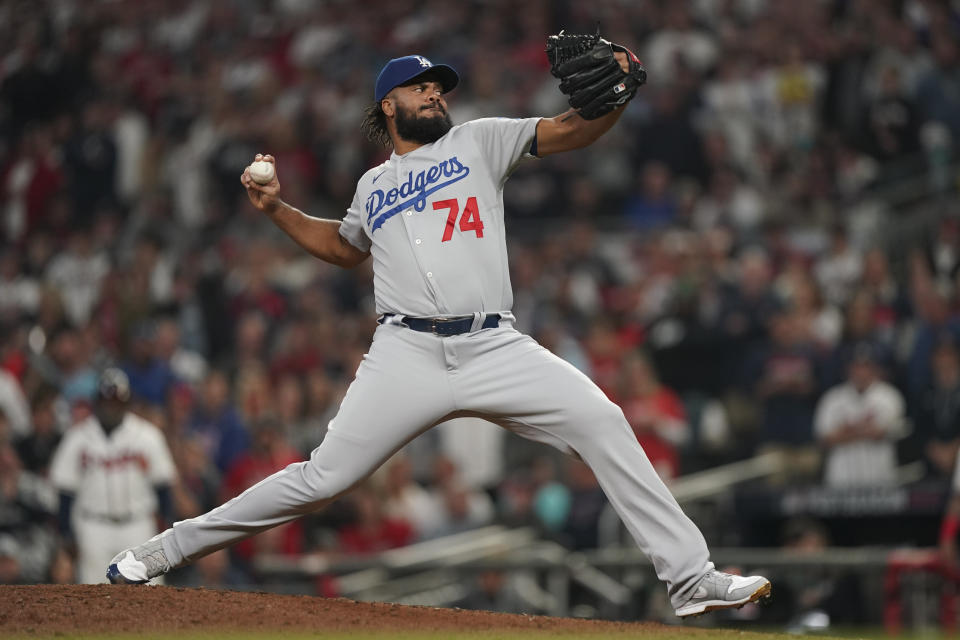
[814,344,905,486]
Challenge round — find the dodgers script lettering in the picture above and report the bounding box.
[366,157,470,232]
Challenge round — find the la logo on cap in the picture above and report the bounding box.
[374,55,459,102]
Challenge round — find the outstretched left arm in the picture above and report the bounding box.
[535,50,634,157]
[534,105,626,157]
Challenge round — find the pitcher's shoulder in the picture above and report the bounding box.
[358,159,394,188]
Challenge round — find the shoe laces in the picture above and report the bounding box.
[133,538,169,576]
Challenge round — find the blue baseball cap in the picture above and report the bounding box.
[374,55,459,103]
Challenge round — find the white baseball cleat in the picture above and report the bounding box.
[674,570,771,618]
[106,533,171,584]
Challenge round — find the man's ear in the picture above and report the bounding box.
[381,97,395,118]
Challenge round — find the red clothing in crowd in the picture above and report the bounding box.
[620,387,687,479]
[338,519,414,554]
[222,447,303,559]
[1,150,64,241]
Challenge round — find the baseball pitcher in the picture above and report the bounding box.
[108,33,771,617]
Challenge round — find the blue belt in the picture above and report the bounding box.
[379,313,501,336]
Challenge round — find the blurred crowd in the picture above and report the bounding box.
[1,0,960,597]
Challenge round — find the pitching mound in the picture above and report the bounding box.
[0,584,700,637]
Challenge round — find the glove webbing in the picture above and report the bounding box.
[549,31,601,66]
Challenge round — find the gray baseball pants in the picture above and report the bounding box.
[161,323,713,607]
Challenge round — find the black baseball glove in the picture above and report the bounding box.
[545,29,647,120]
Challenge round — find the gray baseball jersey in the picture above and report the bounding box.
[153,117,715,610]
[340,117,536,318]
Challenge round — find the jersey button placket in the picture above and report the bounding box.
[396,159,437,291]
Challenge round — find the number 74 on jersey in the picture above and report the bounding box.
[433,197,484,242]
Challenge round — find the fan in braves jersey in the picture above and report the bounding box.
[107,52,771,617]
[50,368,176,584]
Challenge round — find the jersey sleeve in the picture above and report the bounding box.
[49,431,80,492]
[466,117,541,186]
[339,189,372,252]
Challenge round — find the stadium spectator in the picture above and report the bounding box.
[62,100,117,226]
[915,33,960,141]
[914,337,960,478]
[0,251,39,319]
[561,460,608,551]
[0,443,58,584]
[268,318,324,382]
[777,266,843,353]
[338,485,414,555]
[814,344,906,487]
[425,456,495,539]
[188,369,249,473]
[863,67,922,168]
[45,230,110,329]
[905,284,960,403]
[691,165,764,234]
[815,226,862,308]
[122,320,179,408]
[0,359,30,440]
[380,454,443,541]
[0,125,65,243]
[526,455,571,534]
[288,369,340,455]
[923,217,960,295]
[618,351,690,480]
[749,309,821,476]
[858,248,905,344]
[719,248,780,382]
[15,387,61,475]
[623,162,677,230]
[643,4,717,80]
[154,316,207,386]
[221,417,302,566]
[46,326,98,406]
[233,364,273,423]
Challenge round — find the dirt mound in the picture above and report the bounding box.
[0,584,690,636]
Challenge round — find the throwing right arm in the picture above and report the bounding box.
[240,154,370,269]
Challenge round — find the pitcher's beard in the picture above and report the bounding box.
[395,104,453,145]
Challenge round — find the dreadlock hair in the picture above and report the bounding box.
[361,101,391,148]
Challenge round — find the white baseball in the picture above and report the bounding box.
[249,160,275,185]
